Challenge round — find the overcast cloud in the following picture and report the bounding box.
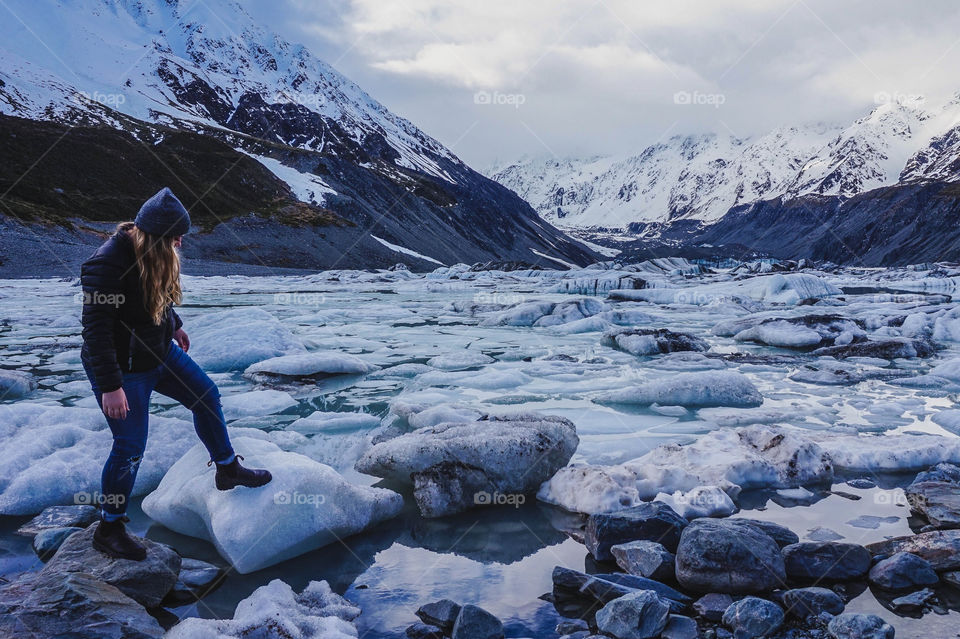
[245,0,960,169]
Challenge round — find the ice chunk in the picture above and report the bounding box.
[0,405,195,515]
[188,308,305,372]
[0,370,37,398]
[426,352,495,371]
[656,485,737,519]
[245,352,379,380]
[221,390,298,420]
[165,579,360,639]
[595,371,763,408]
[142,437,403,573]
[288,411,382,435]
[609,273,841,306]
[734,320,822,348]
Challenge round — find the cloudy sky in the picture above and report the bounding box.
[246,0,960,169]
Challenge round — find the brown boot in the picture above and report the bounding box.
[213,455,272,490]
[92,516,147,561]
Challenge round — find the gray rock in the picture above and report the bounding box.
[781,542,871,581]
[693,593,734,622]
[0,570,164,639]
[451,604,504,639]
[890,587,935,613]
[722,597,784,638]
[942,570,960,588]
[904,463,960,529]
[164,557,224,605]
[594,573,691,605]
[355,413,578,517]
[603,327,709,356]
[827,613,894,639]
[846,478,876,489]
[868,552,939,591]
[676,519,786,594]
[781,587,845,618]
[585,502,688,559]
[610,540,676,581]
[417,599,462,633]
[32,526,82,561]
[866,529,960,571]
[661,614,698,639]
[595,591,671,639]
[551,567,688,613]
[16,504,99,536]
[734,519,800,548]
[807,527,844,542]
[40,523,180,608]
[556,619,590,634]
[407,621,446,639]
[812,337,935,359]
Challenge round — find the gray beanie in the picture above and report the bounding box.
[134,187,191,237]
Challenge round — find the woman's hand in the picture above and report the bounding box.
[174,328,190,352]
[102,388,129,420]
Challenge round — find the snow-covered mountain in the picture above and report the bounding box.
[492,97,960,232]
[0,0,595,271]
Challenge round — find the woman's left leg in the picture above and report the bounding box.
[154,343,272,489]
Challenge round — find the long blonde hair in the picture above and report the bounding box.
[119,222,182,325]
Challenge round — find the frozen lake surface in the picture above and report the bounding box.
[3,259,960,637]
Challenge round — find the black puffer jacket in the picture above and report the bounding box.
[80,229,182,392]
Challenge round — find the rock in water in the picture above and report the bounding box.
[164,558,225,605]
[165,579,360,638]
[585,502,688,559]
[143,437,403,573]
[595,591,671,639]
[355,412,578,517]
[865,529,960,572]
[551,567,689,612]
[675,519,786,594]
[602,327,708,356]
[417,599,462,633]
[594,370,763,408]
[31,526,82,561]
[827,613,894,639]
[610,540,676,581]
[407,622,446,639]
[812,337,936,360]
[890,587,935,613]
[451,604,504,639]
[904,462,960,529]
[781,587,845,618]
[16,504,99,536]
[868,552,939,591]
[733,519,799,548]
[721,597,784,638]
[0,570,164,639]
[660,614,698,639]
[781,542,872,581]
[40,524,180,608]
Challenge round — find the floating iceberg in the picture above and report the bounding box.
[595,371,763,408]
[188,307,305,372]
[244,351,379,381]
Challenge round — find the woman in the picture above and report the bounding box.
[81,187,272,561]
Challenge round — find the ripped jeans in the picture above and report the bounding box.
[82,343,235,521]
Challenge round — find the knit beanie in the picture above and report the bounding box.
[134,187,191,237]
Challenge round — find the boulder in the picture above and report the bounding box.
[451,604,504,639]
[165,579,360,638]
[813,337,936,359]
[356,412,578,517]
[551,567,689,612]
[868,552,939,591]
[676,519,786,594]
[610,540,676,582]
[721,597,784,638]
[603,328,708,356]
[0,570,164,639]
[781,542,871,581]
[733,519,799,548]
[781,587,845,618]
[693,593,733,622]
[31,526,82,561]
[40,524,180,608]
[660,614,698,639]
[865,529,960,571]
[407,622,446,639]
[143,437,403,573]
[16,504,99,536]
[595,591,671,639]
[417,599,462,633]
[904,462,960,529]
[890,587,935,613]
[827,613,894,639]
[585,502,688,559]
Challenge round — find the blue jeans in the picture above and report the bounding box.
[83,343,235,520]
